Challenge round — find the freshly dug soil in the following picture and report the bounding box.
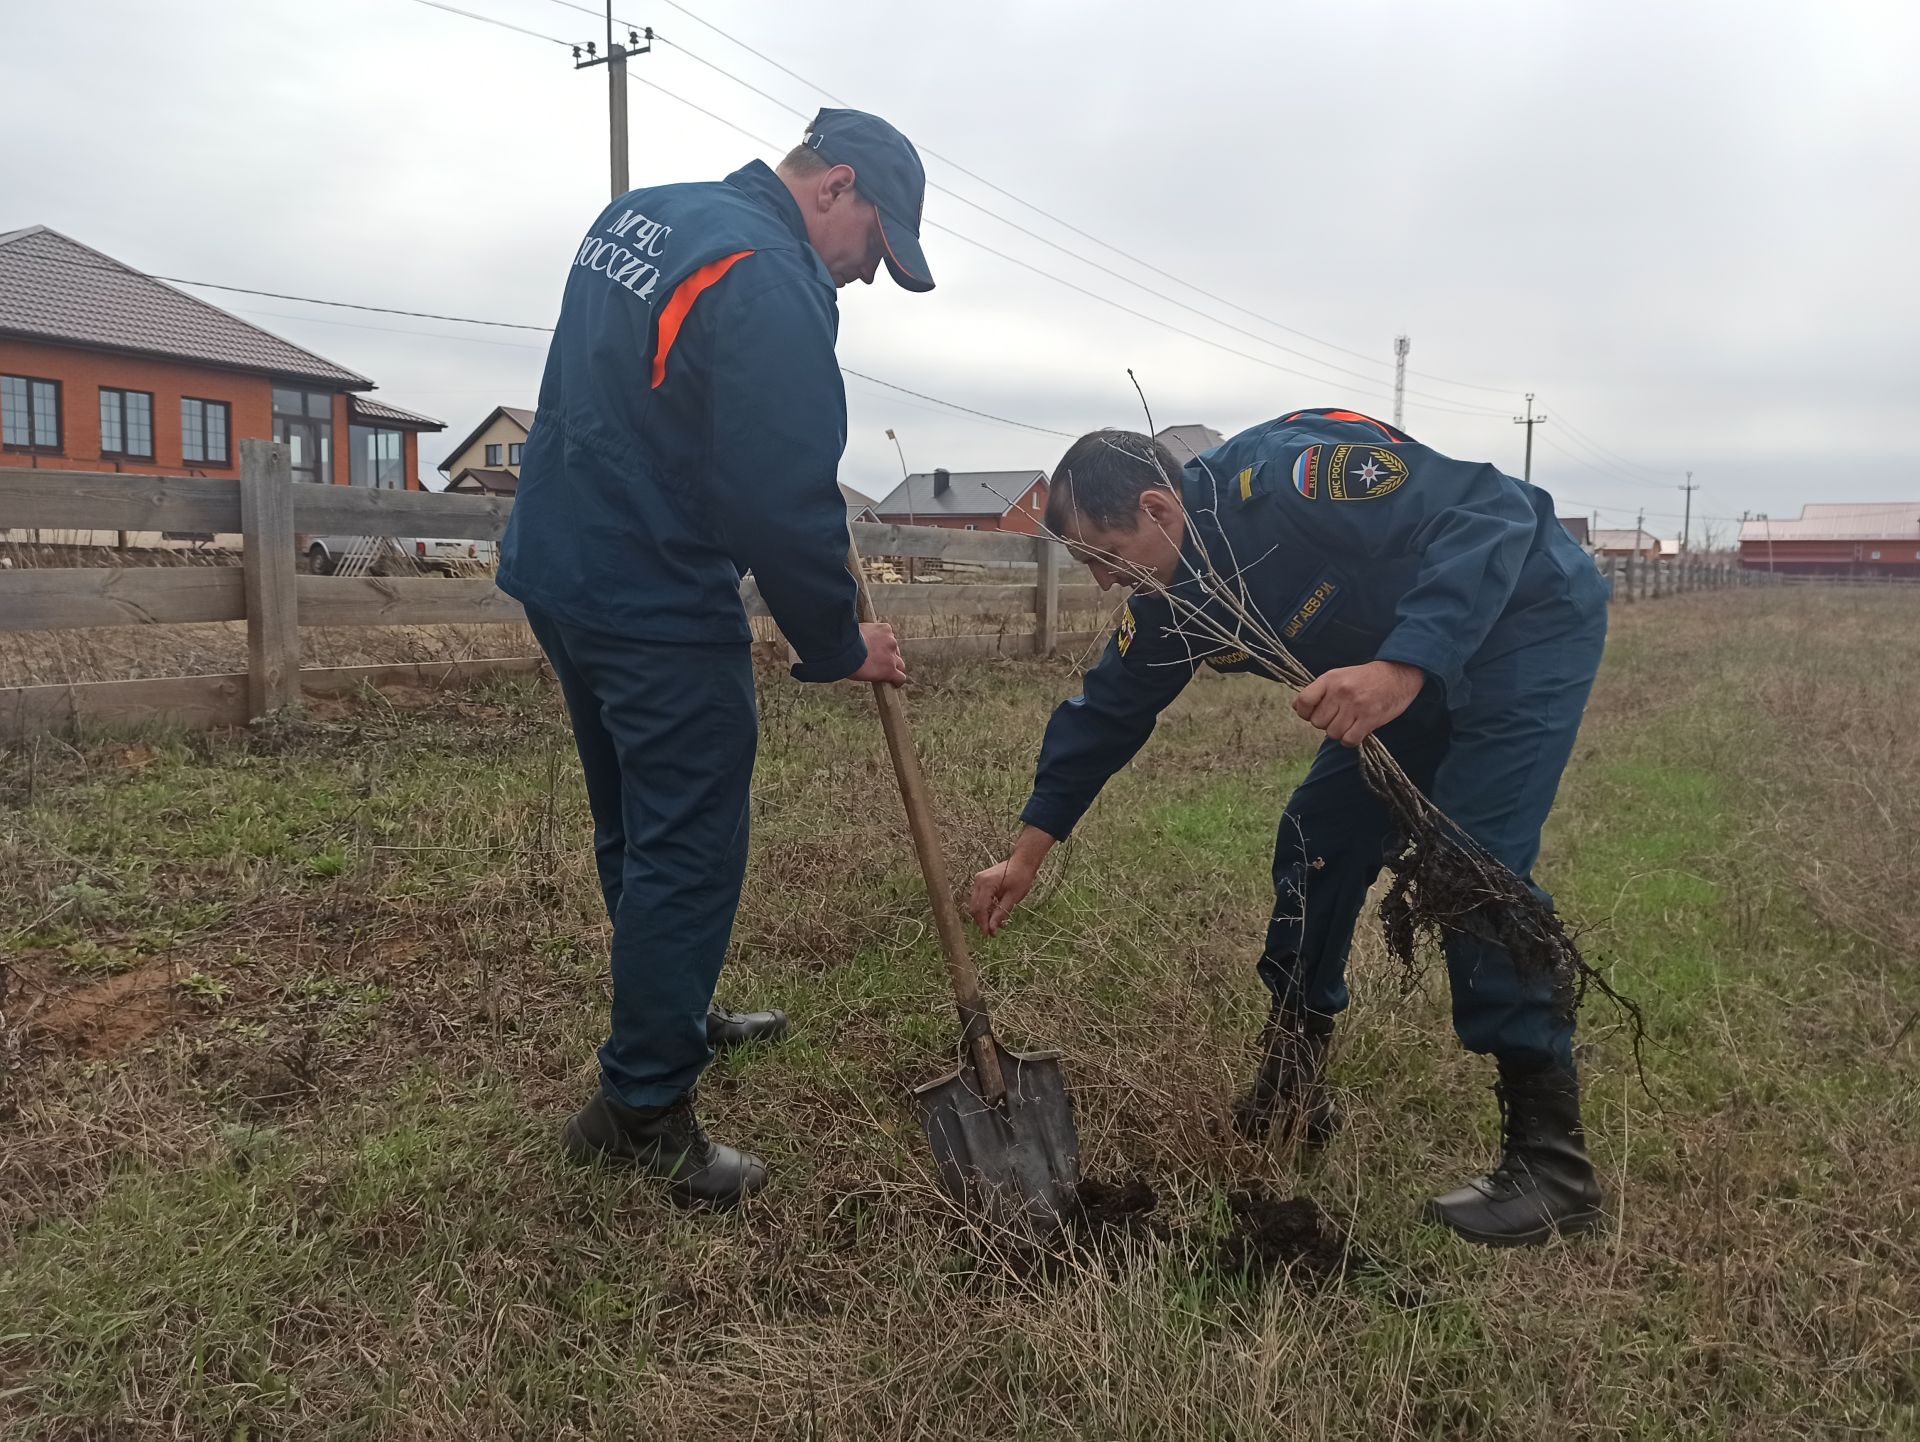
[1010,1174,1369,1289]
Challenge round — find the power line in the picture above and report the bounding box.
[1537,434,1677,492]
[428,0,1527,415]
[1549,407,1676,479]
[614,64,1513,420]
[145,272,1084,438]
[142,276,554,330]
[400,0,573,47]
[636,27,1512,408]
[571,0,1522,401]
[840,370,1076,438]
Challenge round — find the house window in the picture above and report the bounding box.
[508,442,524,466]
[273,388,334,483]
[98,388,154,459]
[181,398,231,465]
[349,424,404,489]
[963,523,978,531]
[2,375,61,452]
[485,443,504,466]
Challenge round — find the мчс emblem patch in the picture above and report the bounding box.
[1325,444,1409,502]
[1116,605,1137,656]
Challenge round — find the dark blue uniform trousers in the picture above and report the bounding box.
[1259,616,1607,1071]
[526,607,758,1108]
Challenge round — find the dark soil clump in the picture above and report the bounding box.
[1209,1187,1365,1284]
[989,1174,1368,1291]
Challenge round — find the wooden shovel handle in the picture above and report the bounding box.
[845,533,1008,1107]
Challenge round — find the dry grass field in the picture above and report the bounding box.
[2,588,1915,1438]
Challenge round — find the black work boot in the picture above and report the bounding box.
[706,1005,790,1051]
[562,1088,769,1208]
[1230,1007,1341,1147]
[1424,1058,1604,1247]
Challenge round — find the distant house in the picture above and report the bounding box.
[874,468,1048,533]
[1738,503,1920,577]
[445,467,519,497]
[841,483,880,525]
[1558,516,1591,548]
[0,225,442,489]
[438,406,534,492]
[1154,424,1225,467]
[1590,529,1664,563]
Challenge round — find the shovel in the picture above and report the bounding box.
[845,532,1080,1236]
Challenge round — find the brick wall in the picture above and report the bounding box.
[0,339,427,490]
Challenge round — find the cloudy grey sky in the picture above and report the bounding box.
[6,0,1915,541]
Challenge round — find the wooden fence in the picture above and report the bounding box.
[2,449,1799,738]
[1597,551,1781,601]
[0,445,1107,737]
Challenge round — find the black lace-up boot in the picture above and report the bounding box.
[562,1088,769,1208]
[1230,1006,1341,1147]
[1425,1058,1604,1246]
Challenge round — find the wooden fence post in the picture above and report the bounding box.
[1035,536,1060,657]
[1623,553,1637,602]
[240,440,299,719]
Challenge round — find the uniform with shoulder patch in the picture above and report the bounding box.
[1023,407,1606,843]
[499,159,865,682]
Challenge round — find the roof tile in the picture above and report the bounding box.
[0,226,371,387]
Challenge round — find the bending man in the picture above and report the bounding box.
[969,410,1610,1246]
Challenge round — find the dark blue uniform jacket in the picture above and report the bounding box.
[498,161,867,682]
[1022,409,1609,840]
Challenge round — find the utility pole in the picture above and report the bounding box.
[1635,508,1646,561]
[1678,471,1698,552]
[1392,335,1410,430]
[1512,392,1547,483]
[573,4,652,201]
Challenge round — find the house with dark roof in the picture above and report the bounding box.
[840,483,880,525]
[438,406,535,493]
[1558,515,1591,548]
[873,468,1048,534]
[0,226,441,487]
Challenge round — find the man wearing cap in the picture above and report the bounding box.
[499,109,936,1208]
[967,412,1612,1247]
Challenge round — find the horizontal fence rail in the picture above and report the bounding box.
[0,452,1110,737]
[1,456,1799,738]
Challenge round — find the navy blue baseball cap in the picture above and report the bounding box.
[805,108,934,293]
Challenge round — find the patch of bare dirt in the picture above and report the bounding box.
[20,958,188,1058]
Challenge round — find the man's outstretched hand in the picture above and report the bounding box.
[1293,659,1425,747]
[850,621,909,685]
[967,825,1058,935]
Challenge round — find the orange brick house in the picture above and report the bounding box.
[0,226,441,490]
[873,468,1049,533]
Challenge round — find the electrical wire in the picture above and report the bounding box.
[616,65,1514,420]
[1548,408,1678,479]
[399,0,573,47]
[638,0,1524,399]
[629,22,1517,408]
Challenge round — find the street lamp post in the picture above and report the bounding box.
[885,427,916,580]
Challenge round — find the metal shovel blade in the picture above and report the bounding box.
[913,1040,1080,1236]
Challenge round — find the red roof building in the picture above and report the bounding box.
[1737,504,1920,577]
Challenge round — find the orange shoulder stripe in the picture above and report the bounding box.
[650,250,755,390]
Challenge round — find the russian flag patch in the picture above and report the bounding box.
[1292,446,1321,499]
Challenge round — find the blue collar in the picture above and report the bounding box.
[724,159,810,248]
